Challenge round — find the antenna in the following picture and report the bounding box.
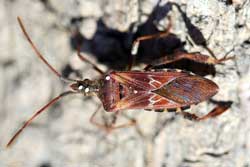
[6,91,75,147]
[17,17,76,82]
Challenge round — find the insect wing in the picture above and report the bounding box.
[108,71,218,111]
[112,91,180,111]
[153,75,219,105]
[110,71,189,91]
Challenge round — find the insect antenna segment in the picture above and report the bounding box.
[17,17,76,83]
[6,91,76,147]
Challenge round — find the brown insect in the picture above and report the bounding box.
[6,17,233,147]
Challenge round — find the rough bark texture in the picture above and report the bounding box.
[0,0,250,167]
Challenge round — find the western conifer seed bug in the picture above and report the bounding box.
[6,17,233,147]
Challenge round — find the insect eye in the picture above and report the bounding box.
[78,85,84,90]
[84,87,90,93]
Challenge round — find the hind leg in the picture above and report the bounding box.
[144,51,235,70]
[180,101,232,121]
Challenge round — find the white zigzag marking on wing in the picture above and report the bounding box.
[148,94,162,106]
[148,75,162,89]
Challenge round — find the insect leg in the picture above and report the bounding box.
[108,111,137,131]
[76,47,105,75]
[127,52,134,71]
[90,108,136,133]
[131,16,172,56]
[146,51,235,69]
[89,105,117,132]
[89,105,108,131]
[181,101,232,121]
